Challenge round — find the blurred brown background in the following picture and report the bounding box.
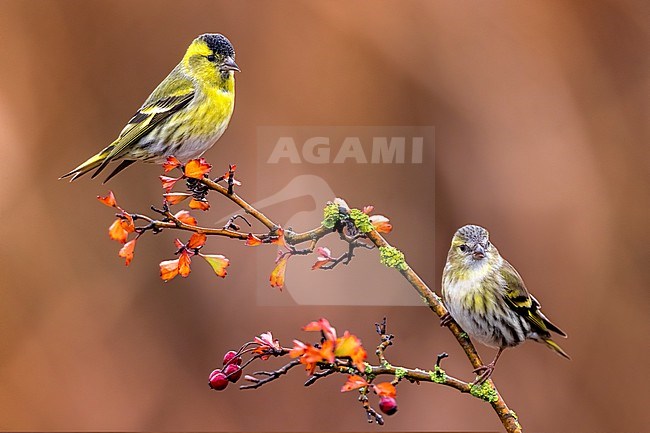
[0,1,648,432]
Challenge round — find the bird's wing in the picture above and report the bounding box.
[91,65,195,178]
[499,260,552,337]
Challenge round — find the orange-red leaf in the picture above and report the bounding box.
[311,257,332,270]
[303,318,337,341]
[311,247,333,270]
[184,158,212,179]
[160,175,180,192]
[97,191,117,208]
[270,255,289,289]
[109,218,129,243]
[245,234,263,246]
[271,228,286,247]
[289,340,309,358]
[297,341,335,374]
[174,210,197,226]
[319,339,335,364]
[341,375,369,392]
[201,254,229,277]
[178,251,192,277]
[160,259,180,281]
[370,215,392,233]
[253,331,281,360]
[189,198,210,211]
[335,331,367,372]
[118,239,137,266]
[163,156,181,172]
[187,233,206,249]
[120,213,135,233]
[373,382,396,398]
[222,165,242,186]
[164,192,191,204]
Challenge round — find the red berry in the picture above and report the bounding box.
[223,363,242,383]
[379,396,398,415]
[223,350,242,366]
[209,369,229,390]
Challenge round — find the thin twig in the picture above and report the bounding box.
[240,359,302,390]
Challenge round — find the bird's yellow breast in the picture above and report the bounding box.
[190,86,235,136]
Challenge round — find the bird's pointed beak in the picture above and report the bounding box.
[472,244,485,260]
[221,56,240,72]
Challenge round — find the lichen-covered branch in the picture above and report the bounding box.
[96,160,522,432]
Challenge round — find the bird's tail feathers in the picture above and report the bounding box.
[59,145,114,182]
[543,338,571,360]
[538,310,568,338]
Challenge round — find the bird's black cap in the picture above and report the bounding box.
[199,33,235,57]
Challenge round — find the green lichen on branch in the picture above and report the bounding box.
[322,202,342,229]
[379,246,408,271]
[394,367,408,379]
[429,365,446,384]
[348,208,374,233]
[470,380,499,403]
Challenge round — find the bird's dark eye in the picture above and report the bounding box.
[207,54,216,62]
[459,245,469,252]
